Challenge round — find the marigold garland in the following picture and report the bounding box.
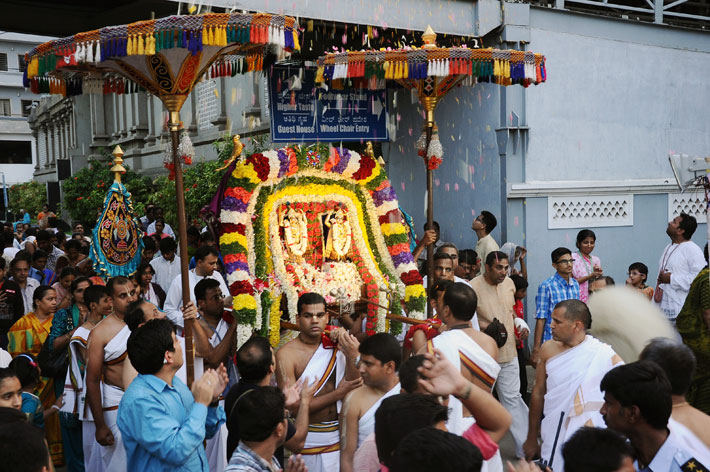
[220,144,426,347]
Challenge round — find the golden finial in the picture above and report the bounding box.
[110,145,126,184]
[422,25,437,49]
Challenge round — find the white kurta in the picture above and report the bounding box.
[164,269,230,328]
[655,241,705,319]
[149,255,182,293]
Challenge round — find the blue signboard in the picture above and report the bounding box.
[268,66,388,143]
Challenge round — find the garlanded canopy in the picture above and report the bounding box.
[22,12,299,101]
[316,45,547,90]
[219,144,426,347]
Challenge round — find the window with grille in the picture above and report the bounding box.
[0,53,8,71]
[0,100,10,116]
[17,55,26,73]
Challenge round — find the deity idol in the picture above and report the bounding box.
[324,207,352,261]
[280,206,309,262]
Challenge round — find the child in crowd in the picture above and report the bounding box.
[9,354,60,428]
[52,266,78,310]
[511,274,530,403]
[626,262,654,300]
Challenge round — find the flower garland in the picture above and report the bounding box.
[219,144,426,347]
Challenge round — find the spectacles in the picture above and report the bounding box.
[284,410,292,421]
[555,259,573,265]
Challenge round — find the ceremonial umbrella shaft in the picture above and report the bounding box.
[425,122,434,318]
[168,108,195,385]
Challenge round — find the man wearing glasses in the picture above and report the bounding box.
[531,247,580,366]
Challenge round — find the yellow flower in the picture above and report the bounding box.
[381,223,407,237]
[232,163,261,183]
[234,294,258,310]
[404,284,426,300]
[269,294,281,347]
[220,232,248,249]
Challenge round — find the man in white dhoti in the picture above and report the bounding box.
[654,213,704,322]
[85,276,138,472]
[276,292,362,472]
[340,333,401,472]
[524,299,622,472]
[62,285,111,472]
[418,282,500,435]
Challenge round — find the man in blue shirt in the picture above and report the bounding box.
[600,361,709,471]
[532,247,580,365]
[117,318,226,472]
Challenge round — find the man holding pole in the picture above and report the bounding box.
[276,292,362,472]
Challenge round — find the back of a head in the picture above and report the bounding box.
[639,338,696,396]
[428,278,454,300]
[125,300,150,331]
[142,236,157,252]
[510,274,529,291]
[127,318,176,375]
[555,299,592,330]
[479,211,497,233]
[679,212,698,240]
[600,360,672,430]
[443,282,477,321]
[375,394,448,467]
[459,249,476,265]
[562,426,633,472]
[158,236,176,254]
[399,355,426,393]
[0,420,50,472]
[237,386,284,442]
[359,333,401,371]
[237,336,272,383]
[0,405,26,424]
[389,427,483,472]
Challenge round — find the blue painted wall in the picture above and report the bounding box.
[383,82,505,251]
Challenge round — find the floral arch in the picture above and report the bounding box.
[218,144,426,346]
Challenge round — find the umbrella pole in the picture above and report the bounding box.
[167,106,195,385]
[425,123,434,318]
[421,97,438,319]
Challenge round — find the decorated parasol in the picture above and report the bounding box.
[316,27,546,315]
[24,12,300,384]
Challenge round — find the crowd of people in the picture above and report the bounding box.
[0,203,708,472]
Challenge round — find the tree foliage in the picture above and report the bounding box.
[8,181,45,218]
[61,149,154,224]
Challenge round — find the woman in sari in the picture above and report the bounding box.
[7,285,63,466]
